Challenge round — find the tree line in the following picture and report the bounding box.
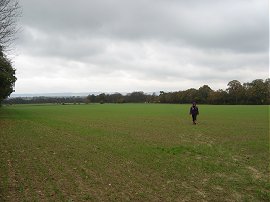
[86,79,269,105]
[158,79,269,105]
[3,96,86,105]
[4,78,269,105]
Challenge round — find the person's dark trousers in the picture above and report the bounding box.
[192,114,197,124]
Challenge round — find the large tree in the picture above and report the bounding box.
[198,85,213,103]
[0,0,20,103]
[227,80,245,104]
[247,79,269,105]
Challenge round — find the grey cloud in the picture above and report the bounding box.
[20,0,268,53]
[13,0,269,93]
[19,28,105,59]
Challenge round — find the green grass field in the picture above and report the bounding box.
[0,104,269,201]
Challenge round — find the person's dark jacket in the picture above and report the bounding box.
[190,106,199,115]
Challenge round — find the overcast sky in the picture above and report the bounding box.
[13,0,269,93]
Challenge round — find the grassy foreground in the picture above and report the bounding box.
[0,104,269,201]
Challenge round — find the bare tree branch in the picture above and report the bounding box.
[0,0,21,52]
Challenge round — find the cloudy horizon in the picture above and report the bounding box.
[12,0,269,94]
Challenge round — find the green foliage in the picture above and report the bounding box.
[227,80,245,104]
[0,52,16,103]
[198,85,213,103]
[245,79,269,104]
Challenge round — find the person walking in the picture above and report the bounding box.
[190,102,199,124]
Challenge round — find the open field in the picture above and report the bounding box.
[0,104,269,201]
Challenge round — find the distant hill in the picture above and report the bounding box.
[10,92,159,98]
[10,92,99,98]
